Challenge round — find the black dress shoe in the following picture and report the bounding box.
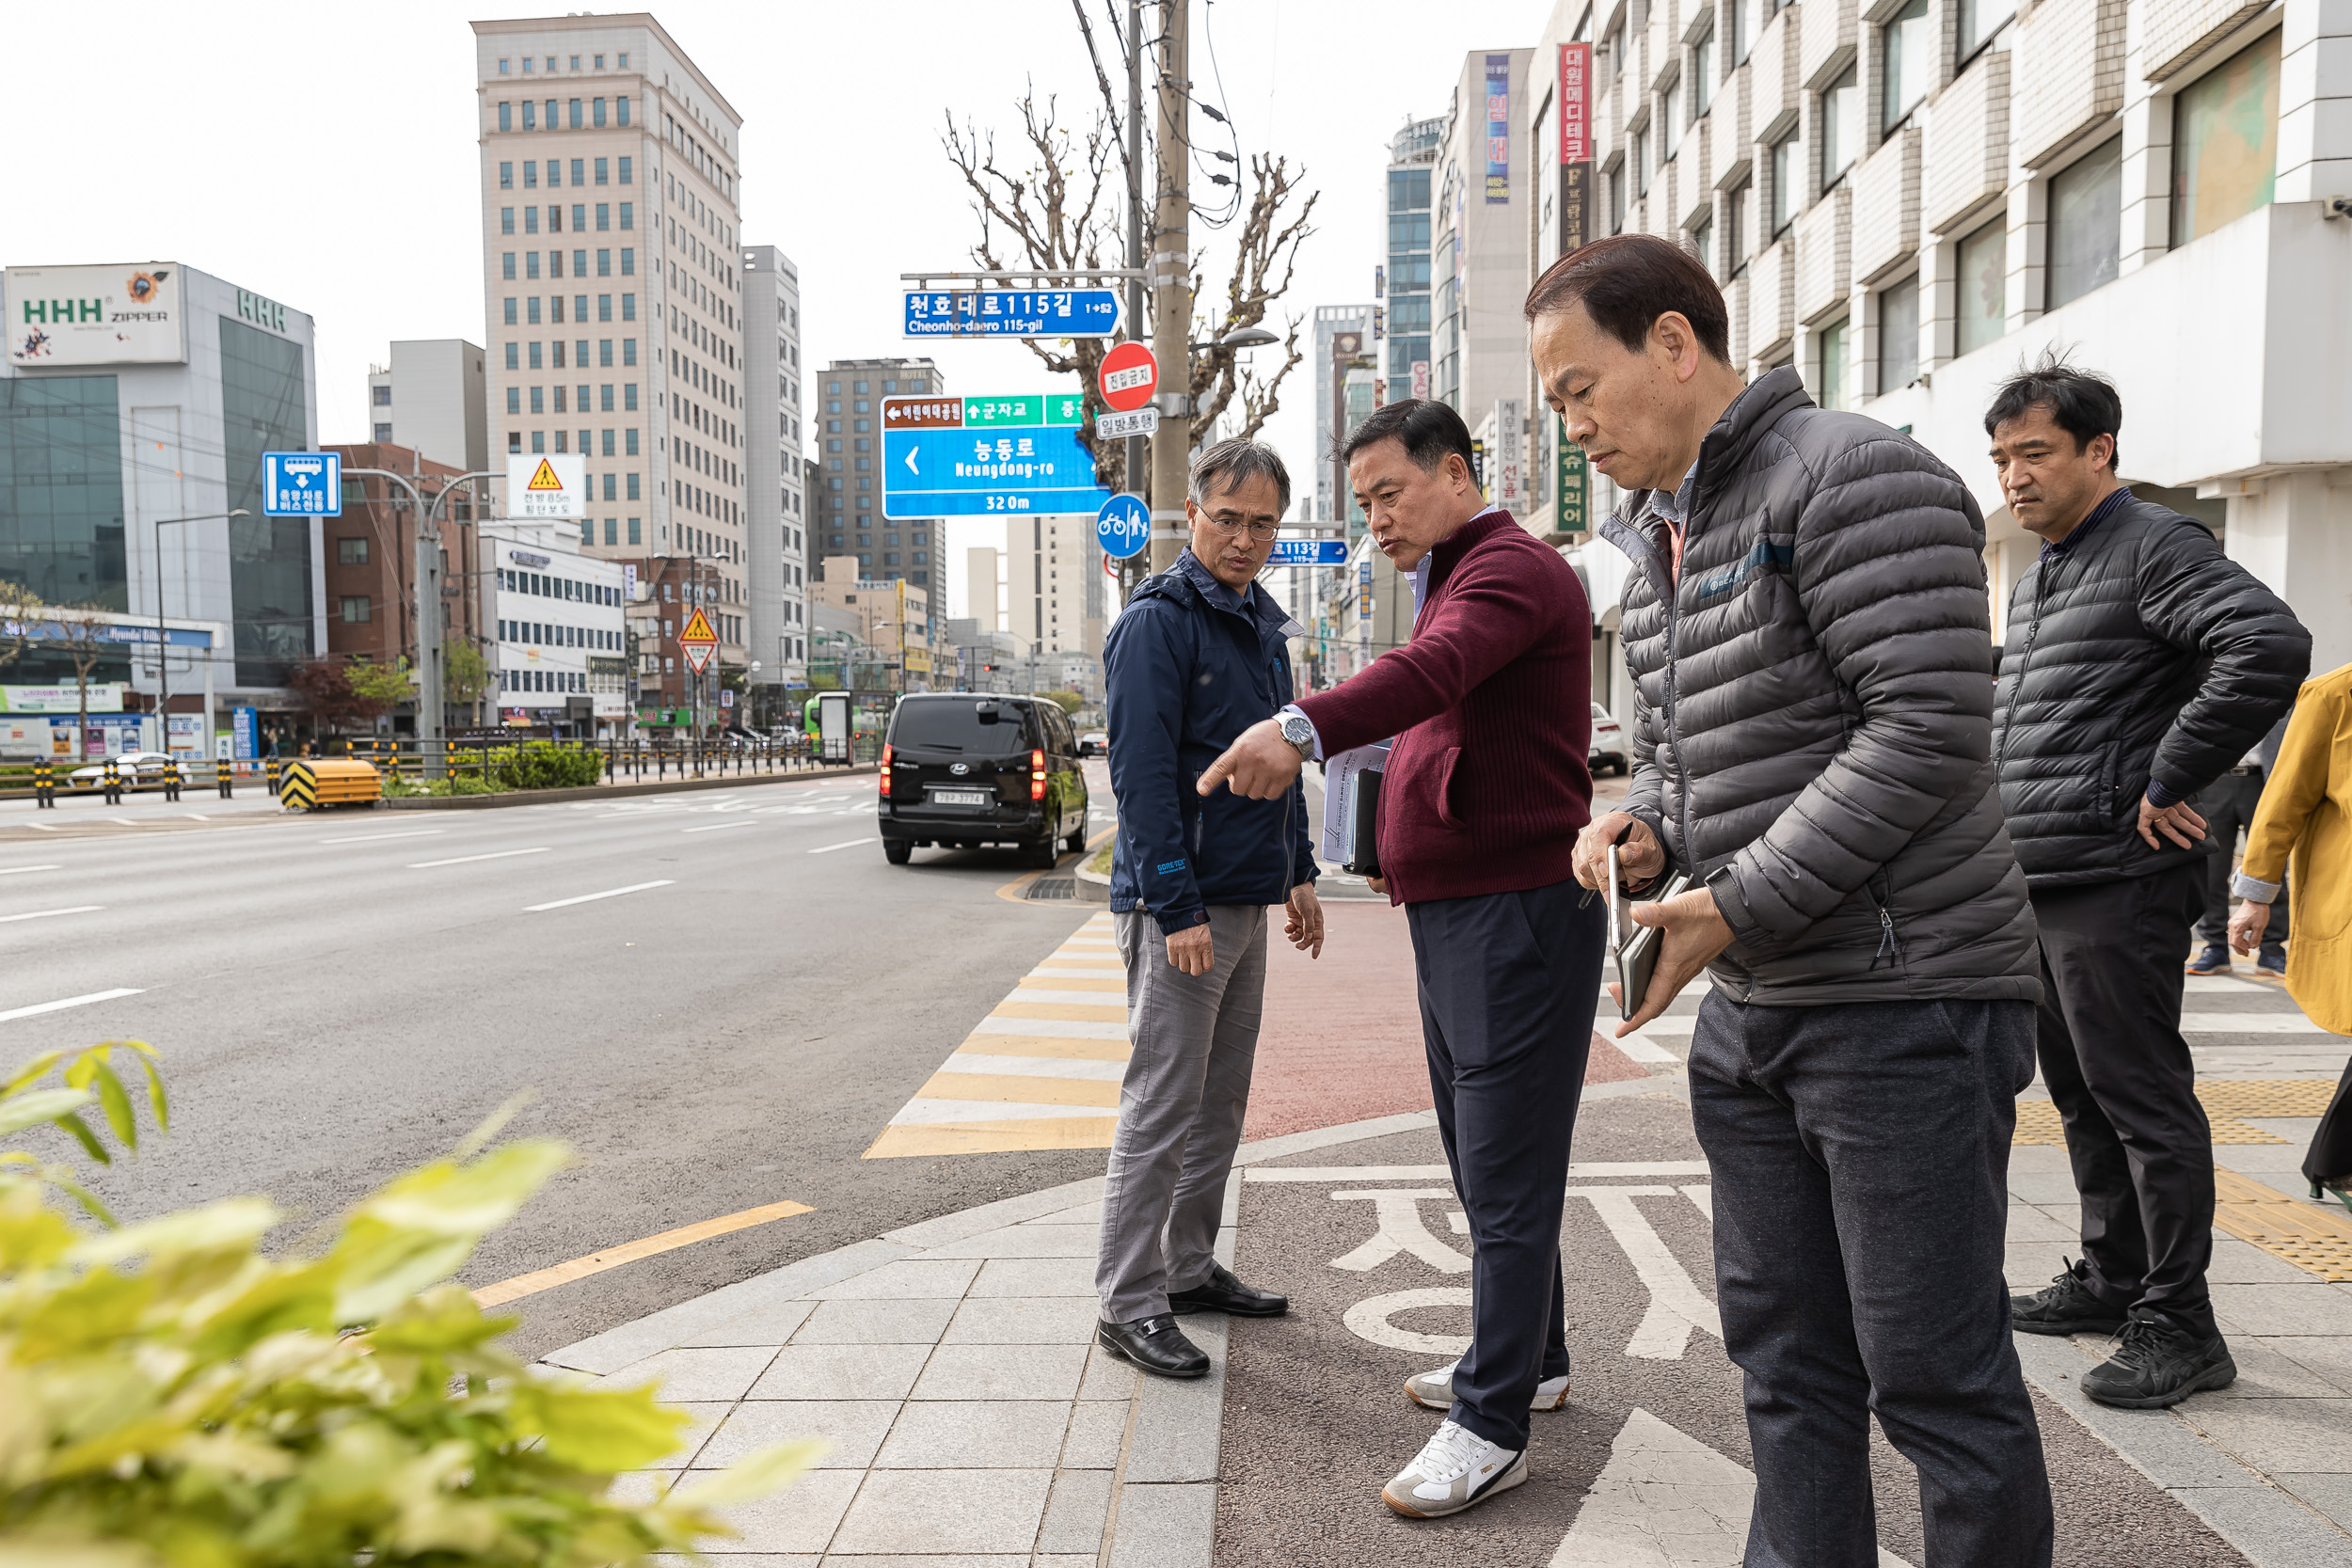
[1168,1262,1290,1318]
[1097,1313,1210,1378]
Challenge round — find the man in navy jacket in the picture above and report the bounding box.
[1096,436,1324,1379]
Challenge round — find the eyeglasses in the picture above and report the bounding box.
[1200,515,1279,543]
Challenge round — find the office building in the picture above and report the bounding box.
[966,546,1002,632]
[1433,47,1535,429]
[1009,515,1105,699]
[1384,115,1445,398]
[472,12,751,718]
[1311,306,1378,531]
[363,340,488,473]
[741,245,807,688]
[1543,0,2352,690]
[2,260,323,741]
[814,356,943,589]
[808,554,937,689]
[484,517,627,734]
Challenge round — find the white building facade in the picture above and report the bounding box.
[484,520,627,731]
[741,244,807,689]
[472,13,752,675]
[1528,0,2352,687]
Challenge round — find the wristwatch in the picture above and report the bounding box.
[1279,713,1317,760]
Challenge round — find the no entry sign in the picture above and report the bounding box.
[1098,341,1159,413]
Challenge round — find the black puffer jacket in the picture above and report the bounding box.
[1992,492,2309,889]
[1602,367,2040,1006]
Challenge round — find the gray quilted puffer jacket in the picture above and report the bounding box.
[1601,366,2040,1006]
[1992,493,2310,889]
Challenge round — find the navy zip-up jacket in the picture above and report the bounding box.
[1107,549,1318,933]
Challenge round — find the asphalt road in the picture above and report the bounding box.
[0,768,1111,1360]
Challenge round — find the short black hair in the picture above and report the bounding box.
[1338,397,1476,478]
[1984,351,2122,471]
[1523,233,1731,363]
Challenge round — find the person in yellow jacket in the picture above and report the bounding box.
[2230,660,2352,1208]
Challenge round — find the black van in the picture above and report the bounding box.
[879,694,1089,867]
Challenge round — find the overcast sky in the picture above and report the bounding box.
[3,0,1549,618]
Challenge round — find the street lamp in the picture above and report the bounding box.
[1187,325,1281,352]
[152,509,247,755]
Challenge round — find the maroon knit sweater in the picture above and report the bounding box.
[1297,511,1593,905]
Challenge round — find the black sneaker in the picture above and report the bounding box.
[2082,1312,2236,1409]
[2010,1258,2129,1337]
[2186,945,2233,974]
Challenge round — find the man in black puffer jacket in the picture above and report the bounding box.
[1538,236,2053,1568]
[1989,360,2310,1411]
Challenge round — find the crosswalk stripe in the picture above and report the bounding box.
[866,912,1134,1159]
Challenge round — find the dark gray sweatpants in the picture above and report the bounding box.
[1690,992,2054,1568]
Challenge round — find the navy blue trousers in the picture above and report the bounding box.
[1406,877,1603,1450]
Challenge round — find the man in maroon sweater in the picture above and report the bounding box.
[1200,398,1600,1520]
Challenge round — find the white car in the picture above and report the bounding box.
[1078,730,1108,757]
[67,751,175,788]
[1589,704,1629,775]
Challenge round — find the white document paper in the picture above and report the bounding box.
[1321,740,1392,864]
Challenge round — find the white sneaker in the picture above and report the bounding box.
[1404,1358,1570,1411]
[1381,1418,1527,1518]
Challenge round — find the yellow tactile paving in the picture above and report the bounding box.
[865,912,1135,1159]
[2213,1166,2352,1283]
[2014,1079,2339,1146]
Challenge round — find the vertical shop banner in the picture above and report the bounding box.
[1559,42,1593,257]
[1485,55,1513,203]
[1557,413,1590,536]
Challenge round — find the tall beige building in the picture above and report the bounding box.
[471,13,751,668]
[1009,516,1106,696]
[965,546,1002,632]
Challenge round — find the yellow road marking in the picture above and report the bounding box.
[958,1034,1132,1061]
[1018,974,1126,992]
[470,1198,815,1307]
[992,1001,1128,1022]
[866,1117,1122,1158]
[916,1071,1123,1108]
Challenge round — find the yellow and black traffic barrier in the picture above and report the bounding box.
[163,758,182,802]
[34,760,55,809]
[278,759,383,811]
[217,759,234,799]
[103,758,122,805]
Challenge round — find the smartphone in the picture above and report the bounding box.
[1608,843,1690,1022]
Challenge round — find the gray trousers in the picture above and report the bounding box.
[1095,904,1267,1323]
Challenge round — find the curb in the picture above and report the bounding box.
[1074,857,1112,904]
[378,765,877,811]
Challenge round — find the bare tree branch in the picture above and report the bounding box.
[1188,152,1316,445]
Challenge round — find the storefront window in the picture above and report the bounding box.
[2171,30,2280,247]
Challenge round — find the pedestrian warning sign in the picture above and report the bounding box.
[504,452,585,518]
[678,606,718,674]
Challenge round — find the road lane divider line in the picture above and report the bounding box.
[409,847,551,868]
[0,988,144,1023]
[320,830,445,845]
[0,865,63,876]
[0,906,103,925]
[866,911,1136,1159]
[524,879,675,911]
[470,1197,815,1308]
[808,838,876,854]
[682,822,757,833]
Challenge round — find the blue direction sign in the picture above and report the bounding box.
[1097,494,1151,560]
[262,451,342,516]
[902,288,1120,339]
[883,423,1111,518]
[1266,538,1350,566]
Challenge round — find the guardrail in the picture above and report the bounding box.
[0,733,882,806]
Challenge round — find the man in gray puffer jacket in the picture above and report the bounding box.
[1535,236,2052,1567]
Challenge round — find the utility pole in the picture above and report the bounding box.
[1147,0,1192,575]
[1123,0,1146,599]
